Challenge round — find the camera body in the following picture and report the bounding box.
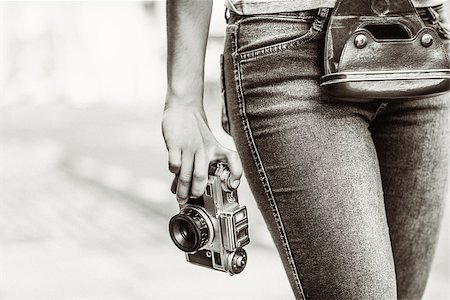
[169,163,250,275]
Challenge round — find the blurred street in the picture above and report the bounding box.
[0,1,449,299]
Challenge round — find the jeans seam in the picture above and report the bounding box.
[369,102,389,123]
[230,28,306,299]
[239,29,318,61]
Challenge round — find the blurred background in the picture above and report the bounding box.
[0,1,448,299]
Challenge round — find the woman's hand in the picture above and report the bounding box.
[162,101,243,203]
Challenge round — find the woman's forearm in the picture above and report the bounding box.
[166,0,213,107]
[163,0,242,202]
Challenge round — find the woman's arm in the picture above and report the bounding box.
[163,0,242,203]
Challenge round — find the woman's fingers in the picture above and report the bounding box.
[224,151,243,189]
[170,174,178,194]
[168,148,181,195]
[213,146,243,189]
[170,145,243,202]
[168,148,181,174]
[190,150,209,198]
[176,151,194,203]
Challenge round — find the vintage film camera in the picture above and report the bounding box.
[169,162,250,275]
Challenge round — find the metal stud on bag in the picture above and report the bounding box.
[320,0,450,101]
[421,33,433,47]
[354,34,368,48]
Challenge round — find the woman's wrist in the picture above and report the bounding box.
[165,88,205,111]
[167,65,204,97]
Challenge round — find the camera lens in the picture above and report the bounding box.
[169,207,211,253]
[179,221,196,242]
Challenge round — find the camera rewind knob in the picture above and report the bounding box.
[228,248,247,275]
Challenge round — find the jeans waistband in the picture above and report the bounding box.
[226,8,320,24]
[225,4,446,25]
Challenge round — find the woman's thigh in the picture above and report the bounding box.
[222,11,397,299]
[370,95,450,299]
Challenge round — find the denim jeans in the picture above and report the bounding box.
[221,6,450,300]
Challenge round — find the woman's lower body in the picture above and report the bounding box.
[221,6,450,299]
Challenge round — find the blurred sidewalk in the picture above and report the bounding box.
[0,137,292,300]
[0,97,294,299]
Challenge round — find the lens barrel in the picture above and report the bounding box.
[169,207,211,253]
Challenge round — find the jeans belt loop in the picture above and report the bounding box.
[312,8,330,32]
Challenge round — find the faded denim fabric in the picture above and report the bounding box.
[221,6,450,300]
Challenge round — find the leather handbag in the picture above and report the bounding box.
[320,0,450,101]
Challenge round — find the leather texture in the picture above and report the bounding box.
[320,0,450,101]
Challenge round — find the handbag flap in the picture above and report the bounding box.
[338,28,449,73]
[324,0,426,74]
